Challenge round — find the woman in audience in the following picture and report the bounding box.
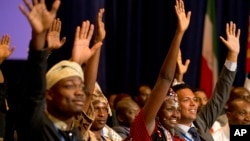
[128,0,191,140]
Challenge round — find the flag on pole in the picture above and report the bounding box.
[200,0,218,98]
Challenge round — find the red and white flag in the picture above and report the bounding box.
[200,0,218,98]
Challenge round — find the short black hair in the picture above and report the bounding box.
[192,87,206,93]
[172,83,192,93]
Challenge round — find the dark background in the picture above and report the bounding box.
[2,0,250,98]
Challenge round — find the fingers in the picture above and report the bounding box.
[60,37,66,46]
[80,21,89,39]
[79,20,94,40]
[74,26,80,40]
[236,29,241,39]
[19,5,29,18]
[184,59,190,68]
[175,0,185,13]
[24,0,33,11]
[180,0,185,12]
[232,22,236,36]
[0,35,10,46]
[91,42,103,53]
[219,36,226,45]
[86,24,94,41]
[226,21,240,38]
[50,0,61,16]
[49,18,61,32]
[97,8,105,24]
[229,21,235,35]
[8,47,16,56]
[57,18,62,32]
[50,19,56,32]
[80,21,86,39]
[186,11,192,21]
[227,21,236,36]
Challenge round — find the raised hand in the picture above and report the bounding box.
[177,49,190,75]
[175,0,191,32]
[47,18,66,52]
[0,34,15,64]
[19,0,61,34]
[220,21,241,56]
[71,20,102,65]
[94,8,106,43]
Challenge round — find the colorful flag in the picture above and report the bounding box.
[200,0,218,98]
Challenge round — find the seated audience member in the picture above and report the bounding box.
[212,97,250,141]
[106,93,118,127]
[134,84,152,108]
[128,0,191,140]
[79,82,122,141]
[109,93,132,127]
[4,13,67,141]
[155,88,185,141]
[173,21,240,141]
[108,93,118,110]
[112,98,140,139]
[0,34,15,140]
[15,0,102,140]
[226,86,250,107]
[210,86,250,141]
[193,88,208,112]
[72,8,119,141]
[113,93,132,110]
[227,97,250,125]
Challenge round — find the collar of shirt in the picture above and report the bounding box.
[175,123,196,141]
[45,110,74,131]
[102,125,122,141]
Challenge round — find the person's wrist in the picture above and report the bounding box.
[227,52,238,62]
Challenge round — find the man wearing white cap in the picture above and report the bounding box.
[16,0,102,140]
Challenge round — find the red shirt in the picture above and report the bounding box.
[129,110,152,141]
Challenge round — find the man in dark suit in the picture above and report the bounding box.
[173,21,241,141]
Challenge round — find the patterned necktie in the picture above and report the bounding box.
[188,127,201,141]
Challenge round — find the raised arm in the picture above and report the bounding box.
[142,0,191,135]
[82,8,105,112]
[198,21,240,128]
[0,34,15,113]
[17,0,60,139]
[70,11,103,113]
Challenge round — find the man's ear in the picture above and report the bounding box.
[226,111,231,119]
[46,89,53,101]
